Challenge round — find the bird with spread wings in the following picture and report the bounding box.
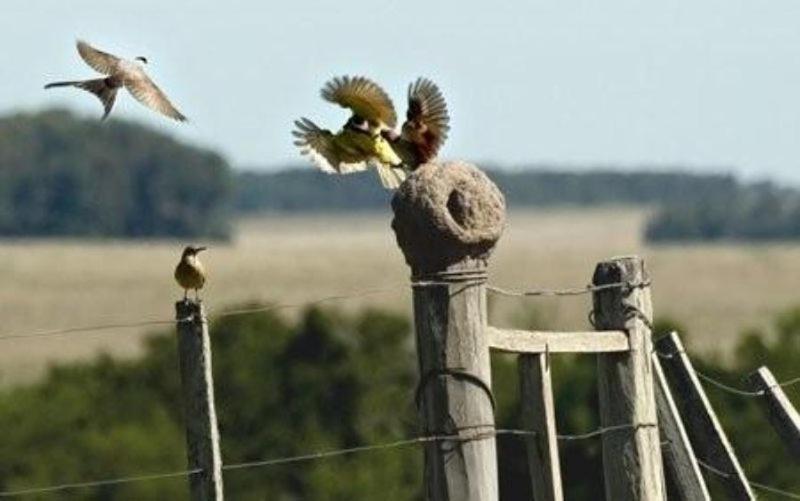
[45,40,187,122]
[293,75,450,189]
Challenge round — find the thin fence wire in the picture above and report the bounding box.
[697,459,800,500]
[0,423,653,498]
[0,279,642,343]
[486,280,649,298]
[0,285,407,342]
[654,349,800,396]
[0,468,202,498]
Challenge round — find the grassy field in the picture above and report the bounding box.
[0,207,798,384]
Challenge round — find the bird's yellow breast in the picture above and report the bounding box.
[334,130,401,166]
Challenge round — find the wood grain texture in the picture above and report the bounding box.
[748,366,800,462]
[412,261,498,501]
[488,327,628,354]
[519,354,563,501]
[176,300,224,501]
[592,256,665,501]
[656,332,754,500]
[653,354,710,500]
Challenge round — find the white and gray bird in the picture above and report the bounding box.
[45,40,187,122]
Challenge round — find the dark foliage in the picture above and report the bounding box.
[0,110,233,238]
[233,166,741,213]
[0,304,797,499]
[646,181,800,242]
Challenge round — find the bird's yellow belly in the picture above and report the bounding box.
[333,130,401,165]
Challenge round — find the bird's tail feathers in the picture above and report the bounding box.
[374,164,407,190]
[44,80,85,89]
[45,78,118,120]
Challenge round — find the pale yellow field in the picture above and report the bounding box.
[0,208,798,385]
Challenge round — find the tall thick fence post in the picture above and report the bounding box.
[592,256,665,501]
[176,299,224,501]
[392,161,506,501]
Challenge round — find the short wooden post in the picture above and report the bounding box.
[519,354,563,501]
[656,332,754,500]
[392,161,505,501]
[748,366,800,461]
[176,299,224,501]
[653,354,710,500]
[592,256,665,501]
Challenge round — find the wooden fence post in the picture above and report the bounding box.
[519,354,563,501]
[592,256,665,501]
[652,355,710,500]
[748,366,800,462]
[656,332,754,500]
[392,161,505,501]
[176,299,224,501]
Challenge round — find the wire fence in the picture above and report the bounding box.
[0,422,659,498]
[0,279,627,343]
[0,280,798,498]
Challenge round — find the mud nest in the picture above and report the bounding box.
[391,161,506,276]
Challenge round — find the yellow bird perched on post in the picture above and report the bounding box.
[174,246,207,300]
[293,76,450,189]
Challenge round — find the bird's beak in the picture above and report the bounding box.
[196,246,207,253]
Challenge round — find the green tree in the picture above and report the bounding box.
[0,110,232,238]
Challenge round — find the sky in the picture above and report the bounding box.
[3,0,800,182]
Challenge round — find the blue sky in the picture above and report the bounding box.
[3,0,800,182]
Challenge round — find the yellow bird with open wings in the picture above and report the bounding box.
[293,75,450,189]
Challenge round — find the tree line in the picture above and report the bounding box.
[2,109,799,242]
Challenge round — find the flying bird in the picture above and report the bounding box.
[174,246,207,300]
[383,78,450,170]
[293,76,450,189]
[293,76,406,189]
[45,40,187,122]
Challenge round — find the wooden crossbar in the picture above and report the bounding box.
[488,326,629,354]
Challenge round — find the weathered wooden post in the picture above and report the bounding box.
[176,299,224,501]
[652,354,710,500]
[657,332,754,499]
[392,161,506,501]
[748,366,800,462]
[592,256,666,500]
[519,354,564,501]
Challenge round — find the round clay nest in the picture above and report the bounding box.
[391,161,506,275]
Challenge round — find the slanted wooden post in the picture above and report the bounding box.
[748,366,800,461]
[656,332,754,500]
[176,299,224,501]
[652,354,710,500]
[392,161,506,501]
[592,256,665,501]
[519,354,563,501]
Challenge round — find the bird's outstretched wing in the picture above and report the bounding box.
[76,40,121,75]
[125,73,187,122]
[293,118,369,174]
[321,76,397,128]
[399,78,450,165]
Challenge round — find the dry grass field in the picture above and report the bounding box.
[0,207,799,385]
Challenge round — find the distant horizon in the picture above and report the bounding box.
[8,104,797,188]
